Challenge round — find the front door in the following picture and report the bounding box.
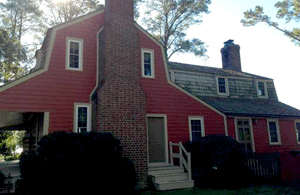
[147,116,167,164]
[236,119,254,152]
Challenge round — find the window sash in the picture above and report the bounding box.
[218,78,226,93]
[75,104,90,133]
[189,117,204,141]
[142,49,154,78]
[268,121,279,143]
[258,82,265,96]
[66,38,83,71]
[267,120,281,145]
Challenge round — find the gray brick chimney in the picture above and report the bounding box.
[221,40,242,72]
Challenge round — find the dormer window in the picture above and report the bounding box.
[141,49,154,78]
[256,80,268,98]
[217,77,228,95]
[66,37,83,71]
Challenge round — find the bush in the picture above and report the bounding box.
[184,135,250,189]
[19,132,137,195]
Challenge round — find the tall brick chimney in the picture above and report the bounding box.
[221,40,242,72]
[96,0,148,188]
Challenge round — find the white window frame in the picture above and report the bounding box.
[216,76,229,96]
[188,116,205,141]
[66,37,83,71]
[267,119,281,145]
[74,103,91,133]
[141,48,155,78]
[256,80,268,98]
[295,120,300,145]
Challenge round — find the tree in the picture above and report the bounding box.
[43,0,104,27]
[241,1,300,46]
[0,0,43,42]
[141,0,211,60]
[0,29,27,81]
[0,0,44,81]
[0,131,25,156]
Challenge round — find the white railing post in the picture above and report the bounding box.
[179,142,183,167]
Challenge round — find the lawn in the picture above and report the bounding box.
[141,185,300,195]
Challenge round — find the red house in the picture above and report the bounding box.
[0,0,299,190]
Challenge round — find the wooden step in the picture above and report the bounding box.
[148,165,194,191]
[148,166,184,176]
[153,180,194,191]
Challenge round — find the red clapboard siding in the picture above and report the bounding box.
[138,30,226,144]
[0,13,105,133]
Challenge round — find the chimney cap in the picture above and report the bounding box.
[224,39,234,47]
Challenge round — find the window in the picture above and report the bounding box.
[295,120,300,144]
[189,117,205,141]
[256,81,268,98]
[66,38,83,71]
[235,118,254,152]
[141,49,154,78]
[217,77,228,95]
[267,119,281,145]
[74,103,91,133]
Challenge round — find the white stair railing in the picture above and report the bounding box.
[169,142,192,181]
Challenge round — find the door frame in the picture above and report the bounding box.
[146,114,169,167]
[234,117,255,152]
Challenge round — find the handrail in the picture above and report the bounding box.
[169,142,192,181]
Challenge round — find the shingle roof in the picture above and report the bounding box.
[168,62,300,118]
[168,62,271,80]
[200,97,300,118]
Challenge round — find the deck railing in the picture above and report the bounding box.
[169,142,192,181]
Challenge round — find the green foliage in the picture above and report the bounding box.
[141,0,210,60]
[0,131,25,157]
[241,1,300,45]
[19,132,137,195]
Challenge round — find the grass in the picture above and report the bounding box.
[141,185,300,195]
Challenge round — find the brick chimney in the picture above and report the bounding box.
[220,40,242,72]
[96,0,148,188]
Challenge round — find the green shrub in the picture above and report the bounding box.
[20,132,137,195]
[184,135,250,189]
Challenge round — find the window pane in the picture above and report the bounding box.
[269,121,278,143]
[144,52,152,76]
[258,82,265,96]
[77,107,88,133]
[144,52,151,64]
[70,42,79,54]
[191,119,202,141]
[69,41,80,69]
[218,78,226,93]
[144,64,151,76]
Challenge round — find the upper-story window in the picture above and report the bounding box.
[74,103,91,133]
[267,119,281,145]
[141,49,154,78]
[256,80,268,98]
[217,77,228,95]
[189,116,205,141]
[66,38,83,71]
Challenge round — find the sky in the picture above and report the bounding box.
[1,0,300,110]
